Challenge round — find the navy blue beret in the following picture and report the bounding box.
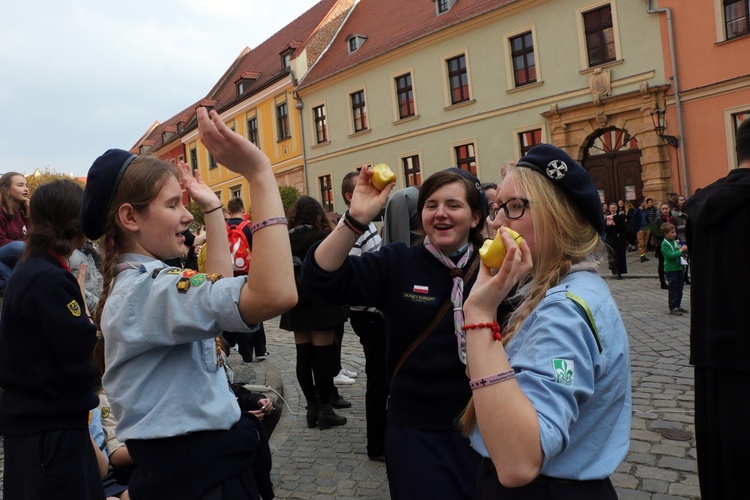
[444,167,488,219]
[516,144,604,234]
[80,149,137,240]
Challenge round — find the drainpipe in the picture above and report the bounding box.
[646,0,689,196]
[290,71,309,196]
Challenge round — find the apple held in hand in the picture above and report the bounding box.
[479,227,523,269]
[371,163,397,190]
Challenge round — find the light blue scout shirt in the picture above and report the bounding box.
[470,267,631,480]
[102,254,255,442]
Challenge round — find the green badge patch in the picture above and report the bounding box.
[190,274,207,287]
[552,359,574,386]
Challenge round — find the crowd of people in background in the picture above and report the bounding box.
[3,110,745,499]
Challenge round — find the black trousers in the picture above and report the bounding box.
[695,365,750,500]
[3,427,105,500]
[477,458,617,499]
[349,309,389,457]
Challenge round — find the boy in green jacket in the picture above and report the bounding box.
[661,222,688,315]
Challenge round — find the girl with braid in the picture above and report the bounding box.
[0,180,104,499]
[461,144,631,498]
[79,107,296,499]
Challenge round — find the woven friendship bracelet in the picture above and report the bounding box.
[469,369,516,390]
[249,217,288,234]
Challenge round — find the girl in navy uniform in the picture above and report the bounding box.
[302,168,490,499]
[0,180,104,499]
[461,144,631,498]
[80,107,296,500]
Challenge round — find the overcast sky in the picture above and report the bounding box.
[1,0,318,177]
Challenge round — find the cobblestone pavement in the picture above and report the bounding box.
[0,249,701,499]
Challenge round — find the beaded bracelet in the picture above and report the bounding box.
[250,217,288,234]
[469,369,516,390]
[203,205,223,215]
[461,321,503,342]
[344,211,369,233]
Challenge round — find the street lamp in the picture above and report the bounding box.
[650,107,679,148]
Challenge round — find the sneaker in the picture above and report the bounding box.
[669,309,682,316]
[242,358,253,365]
[639,255,650,263]
[334,372,356,385]
[678,307,689,313]
[340,368,358,378]
[256,352,270,361]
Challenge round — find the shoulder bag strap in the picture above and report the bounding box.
[390,256,480,383]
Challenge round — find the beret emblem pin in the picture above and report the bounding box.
[546,160,568,180]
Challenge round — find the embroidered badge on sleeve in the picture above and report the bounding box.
[67,300,82,317]
[552,358,574,386]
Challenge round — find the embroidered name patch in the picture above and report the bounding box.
[552,358,574,386]
[67,300,82,317]
[402,292,438,304]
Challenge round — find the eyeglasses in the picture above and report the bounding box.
[490,198,529,221]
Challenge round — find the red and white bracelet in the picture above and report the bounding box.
[469,369,516,390]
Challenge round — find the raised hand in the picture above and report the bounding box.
[196,107,271,179]
[465,228,533,320]
[176,161,220,212]
[348,166,395,223]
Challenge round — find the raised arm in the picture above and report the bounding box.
[314,167,393,271]
[197,107,296,323]
[463,231,542,487]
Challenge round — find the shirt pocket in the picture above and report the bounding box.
[201,338,220,372]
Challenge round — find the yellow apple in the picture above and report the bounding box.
[478,227,524,269]
[371,163,397,190]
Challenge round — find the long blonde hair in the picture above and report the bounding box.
[460,166,605,432]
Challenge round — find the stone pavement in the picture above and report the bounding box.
[0,248,700,499]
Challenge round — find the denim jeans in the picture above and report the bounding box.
[0,240,24,268]
[666,269,684,311]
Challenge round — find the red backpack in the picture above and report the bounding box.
[227,215,252,275]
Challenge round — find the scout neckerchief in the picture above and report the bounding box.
[423,236,474,364]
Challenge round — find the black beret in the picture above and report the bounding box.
[444,167,488,219]
[516,144,604,234]
[80,149,137,240]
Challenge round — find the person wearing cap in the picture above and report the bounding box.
[79,107,296,499]
[460,144,631,497]
[302,167,495,499]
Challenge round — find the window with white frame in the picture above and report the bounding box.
[319,175,334,212]
[351,90,368,132]
[454,143,477,176]
[436,0,456,15]
[395,73,415,119]
[733,111,750,165]
[583,4,616,67]
[519,129,543,156]
[725,0,750,39]
[446,54,470,105]
[276,102,290,141]
[313,105,328,144]
[347,35,368,53]
[510,32,537,87]
[402,155,422,187]
[230,185,242,199]
[247,116,259,148]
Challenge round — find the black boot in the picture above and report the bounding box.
[317,403,347,430]
[306,401,319,429]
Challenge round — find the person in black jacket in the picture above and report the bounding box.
[280,195,348,430]
[684,117,750,500]
[0,180,104,499]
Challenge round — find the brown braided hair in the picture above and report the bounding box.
[92,156,178,370]
[460,166,605,433]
